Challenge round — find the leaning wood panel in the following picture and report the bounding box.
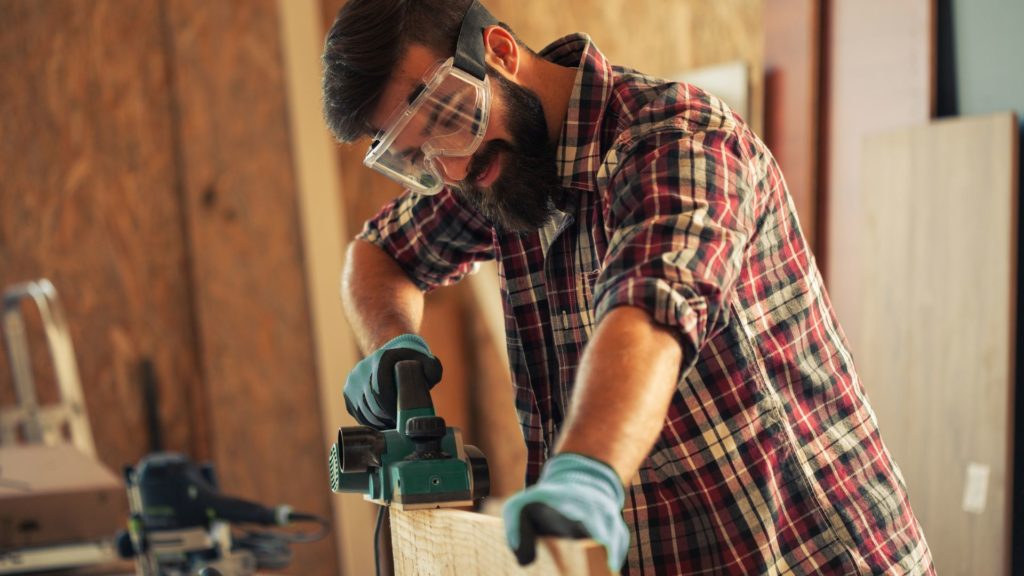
[162,1,337,573]
[823,0,934,354]
[764,0,820,251]
[391,507,614,576]
[0,1,204,468]
[858,113,1018,576]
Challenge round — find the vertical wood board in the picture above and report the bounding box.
[275,0,375,574]
[764,0,820,251]
[858,113,1018,575]
[824,0,934,355]
[162,1,337,572]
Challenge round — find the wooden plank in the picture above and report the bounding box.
[822,0,934,355]
[390,507,614,576]
[161,1,337,573]
[858,113,1018,575]
[0,1,204,468]
[275,1,376,574]
[764,0,820,251]
[466,264,528,499]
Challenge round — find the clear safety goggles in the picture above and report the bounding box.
[363,58,491,195]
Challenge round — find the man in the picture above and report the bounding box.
[321,0,934,573]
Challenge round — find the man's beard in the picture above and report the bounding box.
[453,70,562,233]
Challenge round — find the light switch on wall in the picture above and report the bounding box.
[961,462,990,515]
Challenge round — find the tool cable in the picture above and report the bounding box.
[374,505,385,576]
[234,511,330,569]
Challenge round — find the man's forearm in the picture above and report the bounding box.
[341,239,426,352]
[557,306,683,484]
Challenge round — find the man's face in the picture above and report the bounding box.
[371,45,561,232]
[455,69,561,232]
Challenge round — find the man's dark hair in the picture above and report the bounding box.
[321,0,472,143]
[321,0,524,144]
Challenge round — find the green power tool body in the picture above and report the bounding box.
[328,359,489,509]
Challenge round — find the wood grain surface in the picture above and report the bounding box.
[858,113,1018,576]
[391,507,614,576]
[0,1,204,470]
[161,1,337,573]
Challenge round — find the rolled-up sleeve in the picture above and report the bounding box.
[594,128,755,357]
[357,188,495,292]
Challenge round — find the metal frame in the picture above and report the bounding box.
[1,279,96,456]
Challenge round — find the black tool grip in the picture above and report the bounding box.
[514,502,591,566]
[371,351,442,428]
[394,359,436,414]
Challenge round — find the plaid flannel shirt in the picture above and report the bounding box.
[358,34,933,575]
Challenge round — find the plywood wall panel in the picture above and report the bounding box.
[161,1,337,573]
[0,1,204,470]
[486,0,764,133]
[858,113,1017,575]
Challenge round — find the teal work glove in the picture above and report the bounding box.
[503,453,629,572]
[343,334,442,429]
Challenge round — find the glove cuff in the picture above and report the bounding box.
[541,453,625,508]
[379,333,431,355]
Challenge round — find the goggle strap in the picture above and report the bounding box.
[454,1,498,81]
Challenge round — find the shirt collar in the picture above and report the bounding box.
[539,34,615,198]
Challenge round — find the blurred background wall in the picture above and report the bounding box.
[1,0,1021,574]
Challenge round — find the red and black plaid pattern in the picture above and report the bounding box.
[358,34,933,575]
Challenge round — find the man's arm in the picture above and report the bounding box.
[557,306,682,483]
[341,239,426,352]
[502,305,681,569]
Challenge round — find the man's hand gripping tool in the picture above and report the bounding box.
[327,359,489,508]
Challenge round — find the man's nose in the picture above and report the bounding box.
[434,155,472,183]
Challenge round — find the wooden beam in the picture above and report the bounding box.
[275,1,377,574]
[390,507,614,576]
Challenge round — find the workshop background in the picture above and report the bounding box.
[1,0,1022,574]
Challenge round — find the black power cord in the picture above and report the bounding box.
[233,512,331,570]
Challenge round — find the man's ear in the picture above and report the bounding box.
[483,25,520,78]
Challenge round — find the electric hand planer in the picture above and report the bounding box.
[327,359,489,509]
